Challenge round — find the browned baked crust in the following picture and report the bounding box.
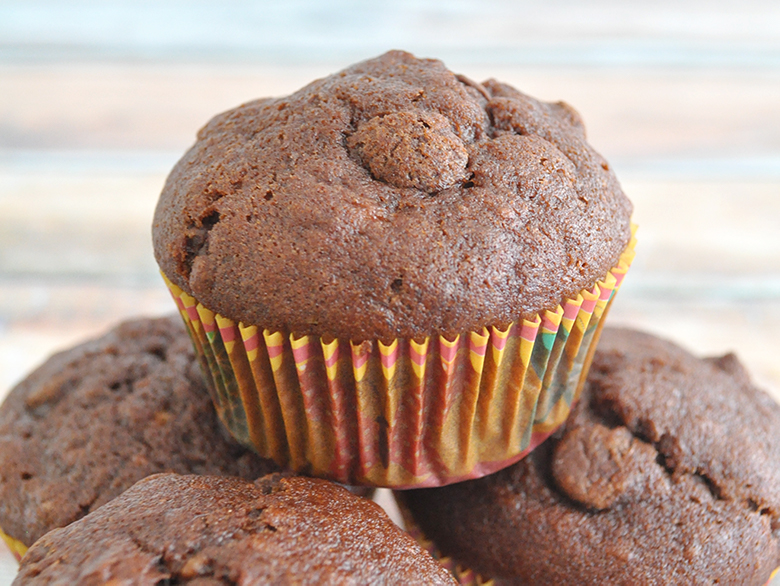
[15,473,456,585]
[153,50,632,340]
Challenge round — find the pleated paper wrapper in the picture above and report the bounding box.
[163,229,635,488]
[0,526,26,562]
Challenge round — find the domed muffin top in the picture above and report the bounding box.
[0,316,278,547]
[153,50,632,340]
[15,473,456,585]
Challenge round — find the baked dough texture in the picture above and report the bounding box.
[153,50,632,340]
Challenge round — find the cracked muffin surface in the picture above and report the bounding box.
[0,316,278,548]
[15,473,456,585]
[396,328,780,585]
[152,50,633,340]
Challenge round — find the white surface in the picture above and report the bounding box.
[0,545,17,586]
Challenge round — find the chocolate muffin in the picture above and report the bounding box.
[153,50,632,341]
[396,328,780,585]
[15,473,456,585]
[150,50,636,487]
[0,315,278,552]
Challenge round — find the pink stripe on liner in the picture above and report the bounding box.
[439,337,460,378]
[581,287,600,313]
[563,299,582,320]
[380,344,399,369]
[321,340,353,479]
[197,306,217,334]
[242,331,259,353]
[439,337,460,363]
[291,339,311,364]
[410,345,427,367]
[469,337,488,356]
[266,339,284,359]
[598,284,614,301]
[218,325,236,343]
[612,266,629,288]
[405,340,429,477]
[351,346,370,368]
[185,305,200,324]
[541,314,560,333]
[171,294,185,311]
[324,346,339,368]
[520,318,541,343]
[490,326,511,351]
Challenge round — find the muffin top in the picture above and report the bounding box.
[398,328,780,585]
[0,315,278,547]
[153,50,633,340]
[15,473,456,585]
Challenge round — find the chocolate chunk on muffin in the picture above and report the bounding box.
[153,49,633,341]
[397,328,780,585]
[15,473,455,585]
[0,315,278,550]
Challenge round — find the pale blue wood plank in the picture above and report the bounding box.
[1,0,779,67]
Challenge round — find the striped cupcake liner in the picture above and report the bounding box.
[163,227,636,488]
[0,526,26,562]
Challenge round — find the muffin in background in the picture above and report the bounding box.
[15,473,456,585]
[396,328,780,585]
[0,315,279,559]
[153,50,635,487]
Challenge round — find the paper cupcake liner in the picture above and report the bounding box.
[0,526,26,562]
[163,227,635,487]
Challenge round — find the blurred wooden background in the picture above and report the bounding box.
[1,1,779,581]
